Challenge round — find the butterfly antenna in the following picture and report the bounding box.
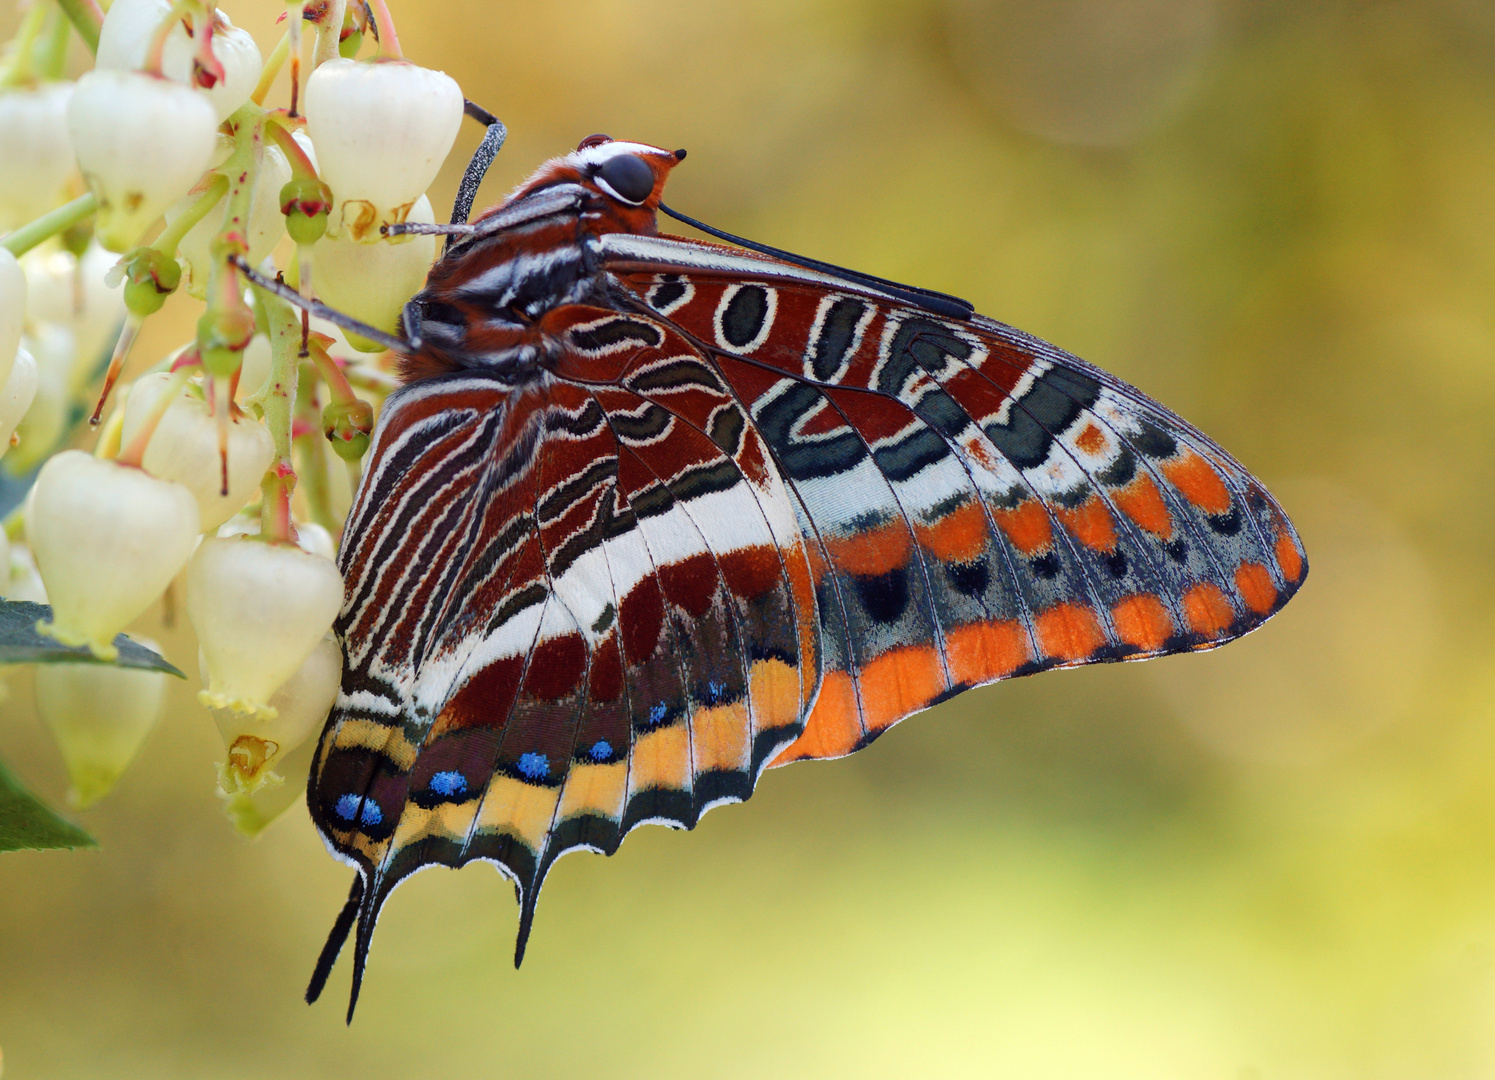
[306,875,363,1006]
[447,100,508,250]
[229,255,413,354]
[657,203,975,321]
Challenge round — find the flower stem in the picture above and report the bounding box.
[311,0,345,68]
[255,289,303,545]
[155,174,229,257]
[252,29,290,107]
[0,2,51,88]
[54,0,104,55]
[365,0,402,60]
[36,6,72,81]
[1,194,97,257]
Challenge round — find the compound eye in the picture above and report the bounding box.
[596,154,655,204]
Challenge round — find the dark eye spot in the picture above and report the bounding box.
[597,154,655,204]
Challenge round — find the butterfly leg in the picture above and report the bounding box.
[448,100,509,242]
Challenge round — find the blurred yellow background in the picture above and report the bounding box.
[5,0,1495,1076]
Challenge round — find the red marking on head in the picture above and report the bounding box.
[1056,496,1117,552]
[1163,452,1232,516]
[995,500,1052,555]
[1075,423,1106,455]
[619,578,665,663]
[577,133,612,150]
[1035,603,1106,662]
[946,620,1030,684]
[1274,529,1304,583]
[858,645,945,731]
[1112,473,1172,539]
[915,500,989,564]
[826,521,911,577]
[719,545,782,601]
[658,551,718,618]
[1111,595,1173,652]
[1183,583,1234,636]
[1234,561,1277,615]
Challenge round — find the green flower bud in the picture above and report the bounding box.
[120,247,182,318]
[197,303,257,377]
[280,176,334,246]
[322,397,374,461]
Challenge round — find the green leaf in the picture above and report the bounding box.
[0,599,185,677]
[0,756,96,852]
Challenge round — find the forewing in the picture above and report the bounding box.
[606,243,1307,765]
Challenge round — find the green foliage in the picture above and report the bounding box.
[0,599,184,676]
[0,757,94,852]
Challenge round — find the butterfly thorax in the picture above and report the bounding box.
[400,139,686,382]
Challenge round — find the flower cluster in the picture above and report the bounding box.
[0,0,463,833]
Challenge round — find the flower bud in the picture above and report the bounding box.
[121,372,274,530]
[97,0,263,122]
[69,70,220,252]
[0,246,23,388]
[0,82,75,229]
[280,175,334,246]
[312,194,435,349]
[197,298,256,377]
[29,451,200,659]
[215,513,336,560]
[188,536,343,718]
[207,632,340,795]
[120,247,182,318]
[303,58,462,240]
[36,644,168,808]
[0,345,38,460]
[22,241,127,372]
[170,139,291,299]
[322,397,373,461]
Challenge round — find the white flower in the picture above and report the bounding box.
[36,647,168,808]
[68,69,220,252]
[121,373,274,530]
[96,0,263,122]
[188,535,343,718]
[0,82,76,229]
[207,632,341,794]
[0,246,23,388]
[8,329,69,471]
[21,241,126,377]
[312,194,436,348]
[304,58,462,240]
[0,345,38,460]
[29,451,200,659]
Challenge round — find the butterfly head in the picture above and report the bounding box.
[512,134,686,235]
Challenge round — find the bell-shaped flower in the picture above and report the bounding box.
[68,70,220,252]
[0,344,38,461]
[97,0,262,122]
[22,241,126,378]
[36,647,168,808]
[304,58,462,240]
[0,82,75,229]
[219,729,317,837]
[188,535,343,718]
[0,246,22,388]
[217,512,336,560]
[28,451,201,659]
[170,140,290,299]
[312,194,436,349]
[121,373,274,531]
[207,632,341,796]
[8,326,74,472]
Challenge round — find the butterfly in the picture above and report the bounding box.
[267,108,1306,1020]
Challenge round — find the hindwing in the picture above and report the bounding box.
[308,235,1306,1014]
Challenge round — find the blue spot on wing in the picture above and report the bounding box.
[334,794,360,822]
[430,770,467,797]
[706,680,727,704]
[647,702,668,727]
[359,801,383,827]
[588,740,613,762]
[517,752,549,781]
